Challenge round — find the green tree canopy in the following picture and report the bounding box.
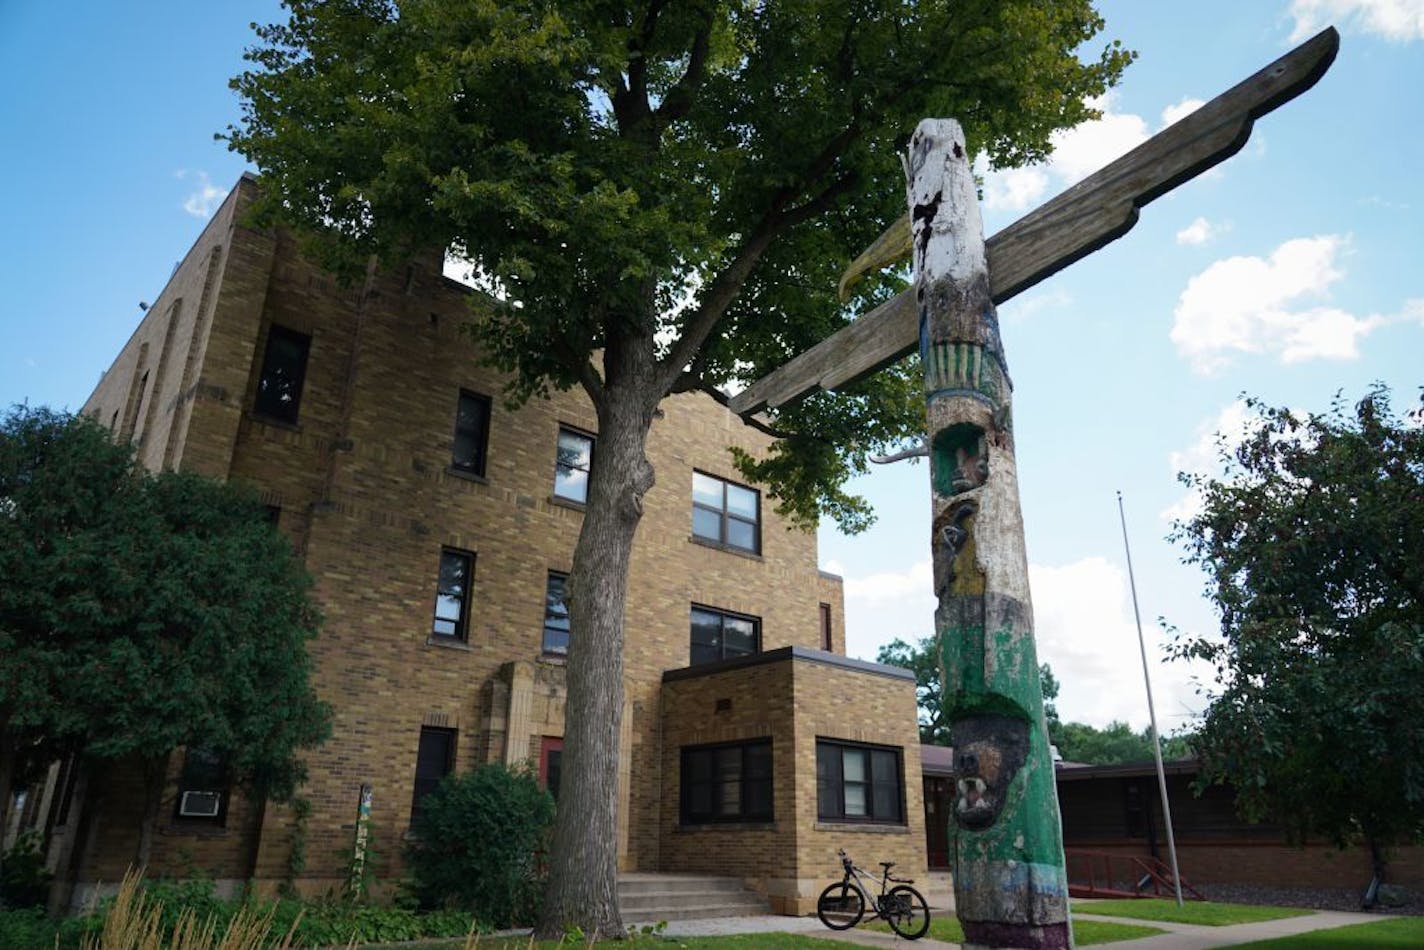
[0,407,331,863]
[1170,385,1424,875]
[225,1,1132,934]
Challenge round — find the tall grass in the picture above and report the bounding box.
[82,868,302,950]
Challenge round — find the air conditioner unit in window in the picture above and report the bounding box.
[178,790,222,818]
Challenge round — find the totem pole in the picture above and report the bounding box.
[908,120,1069,949]
[728,28,1338,950]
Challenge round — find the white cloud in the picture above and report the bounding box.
[1175,217,1216,246]
[999,287,1073,324]
[1160,401,1265,523]
[1160,97,1206,127]
[835,553,1204,729]
[1169,234,1397,373]
[176,170,228,219]
[1032,558,1206,730]
[980,94,1152,213]
[1288,0,1424,42]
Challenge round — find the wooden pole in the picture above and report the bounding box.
[909,119,1071,949]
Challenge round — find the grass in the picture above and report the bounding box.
[1225,916,1424,948]
[369,936,851,949]
[1073,897,1314,926]
[867,914,1165,945]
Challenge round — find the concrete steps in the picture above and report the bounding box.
[618,873,770,922]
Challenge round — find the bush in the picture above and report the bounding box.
[405,763,555,927]
[1,830,54,907]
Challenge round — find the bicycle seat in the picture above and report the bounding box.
[879,861,896,869]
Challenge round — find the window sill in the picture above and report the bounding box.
[814,821,910,835]
[688,536,762,561]
[676,821,777,833]
[162,822,230,838]
[445,465,488,484]
[426,635,473,651]
[549,494,587,513]
[538,652,568,666]
[249,413,302,433]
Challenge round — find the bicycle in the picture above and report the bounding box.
[816,848,930,940]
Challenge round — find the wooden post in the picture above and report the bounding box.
[908,119,1070,949]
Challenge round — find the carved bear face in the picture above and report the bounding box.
[950,714,1029,830]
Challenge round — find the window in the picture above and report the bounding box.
[681,739,773,824]
[820,603,833,650]
[817,740,904,823]
[410,727,456,823]
[253,325,311,425]
[690,606,760,666]
[432,548,474,640]
[692,472,760,553]
[451,390,491,476]
[174,746,228,822]
[554,427,594,504]
[542,572,570,655]
[540,737,564,802]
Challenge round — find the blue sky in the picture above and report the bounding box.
[2,2,1420,730]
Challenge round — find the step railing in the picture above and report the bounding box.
[1064,850,1204,901]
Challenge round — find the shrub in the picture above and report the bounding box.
[405,763,555,927]
[1,829,54,907]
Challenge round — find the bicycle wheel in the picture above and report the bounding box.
[816,881,865,930]
[884,885,930,940]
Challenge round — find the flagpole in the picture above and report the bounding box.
[1117,491,1184,906]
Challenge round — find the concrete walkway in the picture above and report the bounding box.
[658,903,1397,948]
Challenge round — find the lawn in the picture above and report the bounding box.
[367,934,851,949]
[1226,916,1424,948]
[868,914,1165,945]
[1073,898,1314,926]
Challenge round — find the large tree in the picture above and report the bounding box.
[1171,385,1424,883]
[226,1,1132,935]
[0,407,331,867]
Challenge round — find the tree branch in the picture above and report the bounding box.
[672,373,793,440]
[653,9,714,127]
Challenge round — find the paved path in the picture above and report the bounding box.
[658,906,1398,948]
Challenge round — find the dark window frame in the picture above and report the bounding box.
[553,425,595,504]
[173,746,229,825]
[410,726,456,824]
[253,325,312,426]
[542,571,570,656]
[689,604,761,666]
[431,548,475,641]
[680,738,773,824]
[816,739,905,824]
[450,389,492,477]
[819,603,833,650]
[691,471,761,554]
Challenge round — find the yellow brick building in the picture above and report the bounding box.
[53,175,925,915]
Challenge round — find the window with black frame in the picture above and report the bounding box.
[253,325,311,425]
[542,571,570,655]
[410,727,456,823]
[554,427,594,504]
[680,739,772,823]
[816,739,904,823]
[174,746,228,822]
[689,606,759,666]
[450,390,491,476]
[432,548,474,640]
[691,472,759,553]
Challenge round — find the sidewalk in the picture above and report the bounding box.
[658,897,1396,949]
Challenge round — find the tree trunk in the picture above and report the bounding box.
[0,726,16,879]
[135,752,169,868]
[535,370,656,940]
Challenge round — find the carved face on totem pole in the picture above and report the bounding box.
[950,714,1029,830]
